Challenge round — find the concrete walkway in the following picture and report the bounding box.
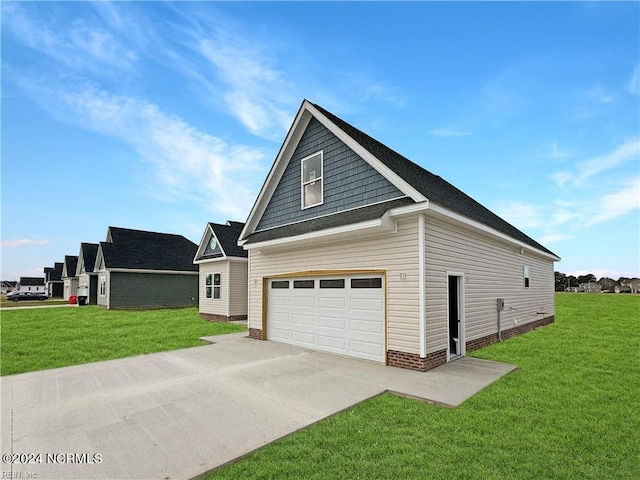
[1,333,516,480]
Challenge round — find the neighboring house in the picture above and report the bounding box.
[44,263,64,298]
[76,243,99,305]
[614,285,632,294]
[238,100,559,372]
[94,226,199,309]
[17,277,46,294]
[621,278,640,294]
[1,281,18,294]
[193,221,248,321]
[62,255,79,300]
[578,282,602,293]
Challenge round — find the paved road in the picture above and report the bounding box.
[1,332,516,480]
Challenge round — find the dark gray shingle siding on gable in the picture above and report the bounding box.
[256,117,405,231]
[80,243,99,273]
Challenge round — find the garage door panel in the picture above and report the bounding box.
[318,335,346,350]
[351,319,383,334]
[267,275,384,363]
[318,297,346,309]
[350,298,384,312]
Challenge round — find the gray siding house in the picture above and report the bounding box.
[239,100,559,372]
[44,263,63,298]
[94,227,198,310]
[62,255,79,300]
[193,221,248,321]
[76,243,99,305]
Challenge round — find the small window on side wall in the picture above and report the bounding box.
[301,152,323,209]
[206,274,212,299]
[213,273,221,299]
[524,266,530,288]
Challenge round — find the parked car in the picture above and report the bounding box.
[6,291,48,302]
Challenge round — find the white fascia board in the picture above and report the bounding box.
[107,268,199,275]
[240,105,313,241]
[194,256,246,265]
[193,224,228,263]
[306,102,427,203]
[242,216,397,251]
[427,203,561,262]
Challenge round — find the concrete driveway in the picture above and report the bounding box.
[1,333,516,480]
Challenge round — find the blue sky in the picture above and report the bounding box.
[2,1,639,281]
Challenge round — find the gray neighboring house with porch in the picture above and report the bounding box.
[239,100,559,372]
[94,227,199,309]
[76,243,99,305]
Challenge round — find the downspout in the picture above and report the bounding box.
[418,214,426,358]
[497,298,504,342]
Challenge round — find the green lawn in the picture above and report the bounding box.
[210,293,640,480]
[0,306,246,376]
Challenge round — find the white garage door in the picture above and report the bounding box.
[266,275,385,363]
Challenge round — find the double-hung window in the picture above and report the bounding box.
[301,151,323,209]
[207,273,221,299]
[524,266,530,288]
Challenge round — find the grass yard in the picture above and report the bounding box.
[210,293,640,480]
[0,306,246,376]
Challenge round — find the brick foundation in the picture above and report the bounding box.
[467,315,555,353]
[200,313,247,322]
[387,349,447,372]
[248,328,263,340]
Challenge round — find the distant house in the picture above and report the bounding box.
[94,227,199,309]
[193,221,248,321]
[76,243,99,305]
[621,278,640,294]
[1,281,18,294]
[578,282,601,293]
[17,277,46,294]
[44,262,64,298]
[614,285,632,294]
[62,255,79,300]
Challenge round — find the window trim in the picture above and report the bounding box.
[524,266,530,288]
[99,276,106,297]
[213,272,221,299]
[301,151,324,209]
[206,273,213,299]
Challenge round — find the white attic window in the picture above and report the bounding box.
[301,151,323,209]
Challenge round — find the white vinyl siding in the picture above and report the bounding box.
[228,260,248,317]
[199,259,248,318]
[248,215,421,355]
[424,214,555,354]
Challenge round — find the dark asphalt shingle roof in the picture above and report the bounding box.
[101,227,198,271]
[263,103,555,256]
[245,198,413,244]
[63,256,78,278]
[197,221,247,260]
[19,277,45,286]
[79,243,99,273]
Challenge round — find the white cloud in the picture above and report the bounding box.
[429,128,472,138]
[586,178,640,226]
[3,4,137,74]
[198,32,296,140]
[627,65,640,96]
[18,77,265,220]
[585,84,614,104]
[538,233,572,244]
[575,138,640,185]
[550,171,573,188]
[548,142,572,161]
[1,239,50,248]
